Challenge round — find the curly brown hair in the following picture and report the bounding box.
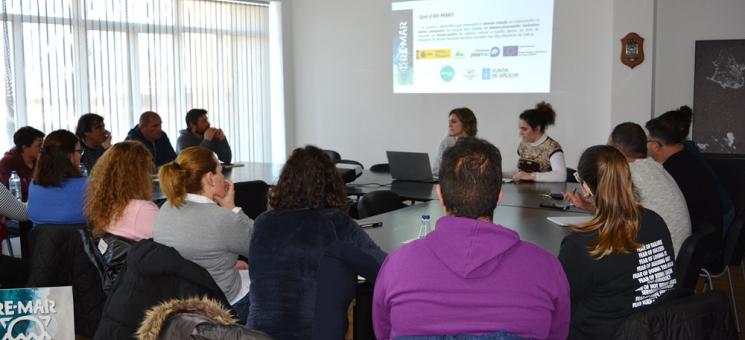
[85,141,153,237]
[269,145,348,212]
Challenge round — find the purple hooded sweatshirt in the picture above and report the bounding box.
[373,216,570,340]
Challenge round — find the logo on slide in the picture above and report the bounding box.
[482,68,491,80]
[440,66,455,82]
[503,46,519,57]
[490,47,500,57]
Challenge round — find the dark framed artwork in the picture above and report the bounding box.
[693,39,745,155]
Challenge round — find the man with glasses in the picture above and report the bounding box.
[646,107,724,243]
[76,113,112,170]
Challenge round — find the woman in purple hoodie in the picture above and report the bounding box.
[373,138,570,340]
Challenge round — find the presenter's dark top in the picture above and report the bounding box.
[663,149,723,237]
[558,208,676,340]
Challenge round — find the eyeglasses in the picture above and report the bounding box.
[73,149,83,154]
[573,171,582,184]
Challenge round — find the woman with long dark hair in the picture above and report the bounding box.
[558,145,676,339]
[28,129,87,225]
[247,145,386,339]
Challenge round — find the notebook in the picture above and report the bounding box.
[386,151,438,182]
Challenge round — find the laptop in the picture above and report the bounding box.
[386,151,438,182]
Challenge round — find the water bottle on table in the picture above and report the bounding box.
[9,171,21,201]
[417,214,432,238]
[80,163,88,176]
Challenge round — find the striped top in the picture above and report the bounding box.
[0,184,28,221]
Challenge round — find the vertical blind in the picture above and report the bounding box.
[1,0,272,162]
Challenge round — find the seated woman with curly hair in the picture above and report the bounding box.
[84,141,159,294]
[247,145,387,340]
[86,141,158,241]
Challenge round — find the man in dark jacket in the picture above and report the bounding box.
[176,108,232,163]
[125,111,177,167]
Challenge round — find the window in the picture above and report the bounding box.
[0,0,277,162]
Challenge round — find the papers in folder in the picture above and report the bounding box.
[547,215,591,227]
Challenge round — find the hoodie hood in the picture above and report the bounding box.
[136,296,237,340]
[425,216,520,279]
[2,147,19,161]
[127,124,144,140]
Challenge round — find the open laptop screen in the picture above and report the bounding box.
[386,151,437,182]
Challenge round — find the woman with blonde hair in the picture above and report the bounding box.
[153,146,253,323]
[558,145,676,339]
[85,141,157,240]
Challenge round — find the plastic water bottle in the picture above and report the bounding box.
[418,214,432,238]
[80,164,88,176]
[9,171,21,201]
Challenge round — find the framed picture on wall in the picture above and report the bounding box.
[693,39,745,155]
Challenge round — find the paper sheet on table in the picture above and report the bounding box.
[547,215,591,227]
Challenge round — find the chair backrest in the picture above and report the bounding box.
[675,227,718,290]
[701,154,745,213]
[338,159,364,169]
[613,290,738,339]
[27,223,106,337]
[324,149,342,162]
[722,209,745,265]
[357,190,405,219]
[234,180,269,220]
[370,163,390,173]
[566,168,578,183]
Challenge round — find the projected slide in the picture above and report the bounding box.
[392,0,554,93]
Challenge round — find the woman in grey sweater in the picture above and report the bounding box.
[153,146,253,323]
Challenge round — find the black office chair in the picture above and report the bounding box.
[613,289,738,339]
[700,210,745,332]
[325,149,365,169]
[675,228,718,290]
[566,168,577,183]
[369,163,390,173]
[324,149,342,162]
[27,224,106,337]
[234,180,269,220]
[357,190,406,219]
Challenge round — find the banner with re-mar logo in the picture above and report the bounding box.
[0,286,74,340]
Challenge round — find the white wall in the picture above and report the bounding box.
[611,0,655,126]
[282,0,647,169]
[654,0,745,116]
